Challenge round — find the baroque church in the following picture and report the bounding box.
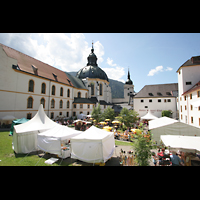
[0,42,134,121]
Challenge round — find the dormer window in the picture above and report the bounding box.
[157,92,162,96]
[32,65,38,75]
[52,73,58,81]
[148,93,153,96]
[166,92,171,96]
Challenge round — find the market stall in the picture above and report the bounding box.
[13,104,58,154]
[37,125,82,158]
[71,126,115,164]
[149,116,200,144]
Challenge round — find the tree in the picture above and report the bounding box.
[131,131,156,166]
[101,106,115,121]
[117,108,139,128]
[91,104,102,124]
[162,110,172,117]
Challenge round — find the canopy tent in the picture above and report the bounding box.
[37,125,82,157]
[71,126,115,163]
[1,115,16,125]
[13,104,58,154]
[10,118,30,136]
[149,117,200,144]
[141,110,158,120]
[77,113,87,120]
[160,135,200,153]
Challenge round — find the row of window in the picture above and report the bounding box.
[27,97,71,109]
[180,115,200,126]
[140,99,171,103]
[180,105,200,112]
[180,91,200,101]
[28,80,71,97]
[27,97,94,109]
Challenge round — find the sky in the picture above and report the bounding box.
[0,33,200,92]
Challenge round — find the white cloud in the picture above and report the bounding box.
[147,65,173,76]
[0,33,105,72]
[165,67,173,71]
[102,66,125,83]
[107,57,117,67]
[0,33,126,82]
[147,65,163,76]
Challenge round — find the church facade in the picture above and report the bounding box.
[0,42,131,121]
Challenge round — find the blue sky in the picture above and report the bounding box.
[0,33,200,92]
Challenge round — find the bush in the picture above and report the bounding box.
[162,110,172,117]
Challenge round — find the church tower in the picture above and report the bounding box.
[124,69,134,105]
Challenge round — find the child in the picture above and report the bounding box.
[152,152,158,166]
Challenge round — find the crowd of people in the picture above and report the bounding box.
[119,149,136,166]
[152,147,199,166]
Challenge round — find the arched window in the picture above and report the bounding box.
[91,82,94,95]
[60,87,63,96]
[51,99,55,108]
[78,91,81,98]
[59,100,63,108]
[27,96,33,108]
[52,85,55,95]
[28,80,34,92]
[100,83,103,96]
[40,98,45,108]
[41,83,46,94]
[67,100,70,108]
[67,89,70,97]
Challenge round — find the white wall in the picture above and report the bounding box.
[134,97,177,118]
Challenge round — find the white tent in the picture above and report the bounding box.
[149,117,200,144]
[70,126,115,163]
[141,110,158,120]
[160,135,200,152]
[13,104,58,154]
[37,125,82,157]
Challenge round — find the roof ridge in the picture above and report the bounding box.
[143,83,178,87]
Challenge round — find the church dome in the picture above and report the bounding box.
[76,43,109,82]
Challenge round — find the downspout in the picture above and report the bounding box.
[48,80,51,117]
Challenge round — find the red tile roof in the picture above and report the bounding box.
[0,43,73,86]
[182,81,200,96]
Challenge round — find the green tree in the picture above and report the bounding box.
[117,108,139,128]
[101,106,115,121]
[91,104,102,123]
[162,110,172,117]
[131,132,156,166]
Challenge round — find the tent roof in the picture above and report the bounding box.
[71,126,113,141]
[1,115,16,120]
[149,116,178,130]
[141,110,158,120]
[38,125,82,140]
[14,104,58,133]
[161,135,200,152]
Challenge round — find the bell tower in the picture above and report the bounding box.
[124,68,134,105]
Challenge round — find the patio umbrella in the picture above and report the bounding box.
[112,120,121,124]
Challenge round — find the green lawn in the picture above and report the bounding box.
[0,131,72,166]
[115,140,132,146]
[0,131,132,166]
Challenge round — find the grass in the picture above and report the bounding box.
[115,140,132,146]
[0,131,73,166]
[0,131,132,166]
